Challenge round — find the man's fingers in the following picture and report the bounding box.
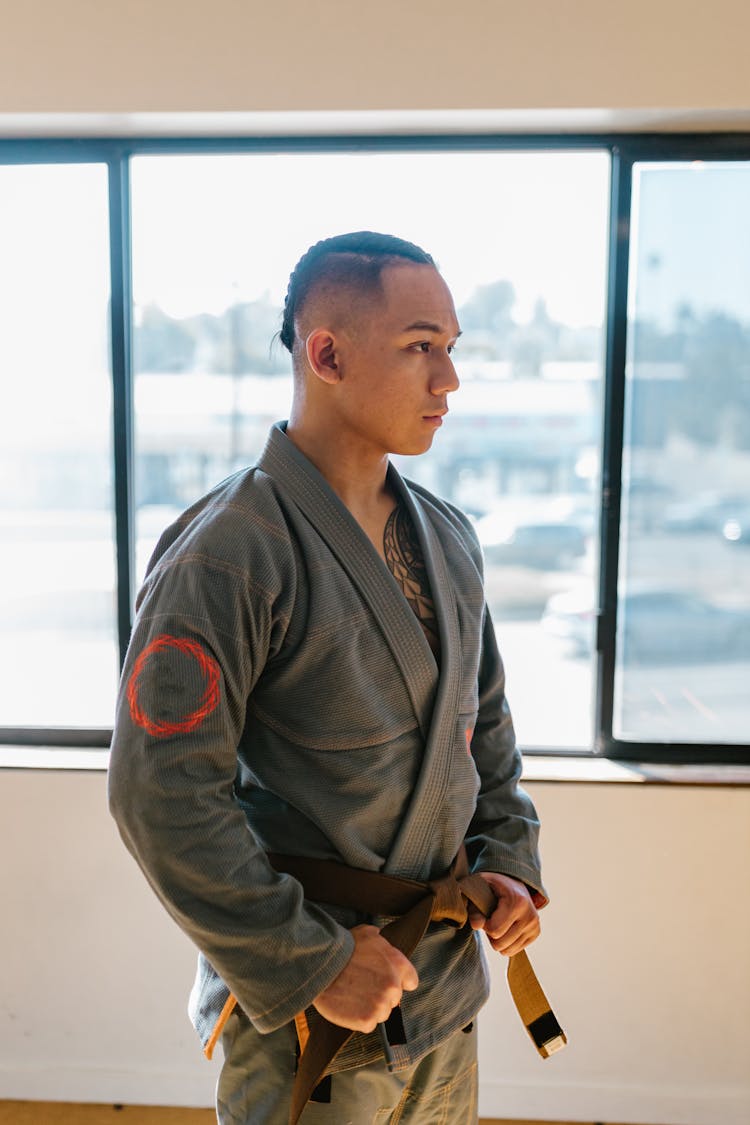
[366,986,404,1029]
[489,933,535,956]
[359,927,418,991]
[467,905,486,930]
[487,917,541,956]
[484,894,539,940]
[353,923,380,938]
[390,946,419,992]
[485,910,524,942]
[312,925,419,1033]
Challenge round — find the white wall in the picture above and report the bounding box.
[1,769,748,1125]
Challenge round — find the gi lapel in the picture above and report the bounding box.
[382,476,463,879]
[258,424,438,740]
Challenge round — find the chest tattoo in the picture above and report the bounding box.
[383,503,440,658]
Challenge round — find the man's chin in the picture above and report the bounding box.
[389,435,436,458]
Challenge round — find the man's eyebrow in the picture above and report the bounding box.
[400,321,463,337]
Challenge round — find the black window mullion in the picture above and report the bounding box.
[108,152,135,669]
[595,146,633,755]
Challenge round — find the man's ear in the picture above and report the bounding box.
[305,329,341,385]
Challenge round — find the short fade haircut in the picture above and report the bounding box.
[279,231,435,353]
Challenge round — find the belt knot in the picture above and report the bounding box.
[427,872,468,926]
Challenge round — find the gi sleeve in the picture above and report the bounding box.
[464,606,548,903]
[107,548,354,1034]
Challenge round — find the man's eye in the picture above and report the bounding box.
[411,341,457,354]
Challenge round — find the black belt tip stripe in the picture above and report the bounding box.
[528,1010,568,1057]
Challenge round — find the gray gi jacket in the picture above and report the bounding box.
[108,421,545,1074]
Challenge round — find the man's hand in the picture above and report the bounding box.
[468,872,542,956]
[312,924,419,1033]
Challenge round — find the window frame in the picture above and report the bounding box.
[1,131,749,764]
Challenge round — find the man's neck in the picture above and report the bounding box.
[285,416,392,513]
[285,416,398,561]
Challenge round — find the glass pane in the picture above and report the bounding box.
[616,162,750,744]
[131,151,609,750]
[0,164,116,729]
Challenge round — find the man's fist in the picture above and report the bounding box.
[312,924,419,1033]
[468,872,542,956]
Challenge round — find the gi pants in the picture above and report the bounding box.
[217,1009,478,1125]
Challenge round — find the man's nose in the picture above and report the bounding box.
[432,353,460,395]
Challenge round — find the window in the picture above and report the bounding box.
[613,160,750,754]
[130,150,609,751]
[1,135,748,764]
[0,161,117,733]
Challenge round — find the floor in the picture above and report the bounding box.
[0,1106,648,1125]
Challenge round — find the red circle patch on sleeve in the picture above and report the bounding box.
[127,634,221,738]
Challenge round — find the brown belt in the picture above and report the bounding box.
[205,847,566,1125]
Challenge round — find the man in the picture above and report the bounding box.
[108,231,548,1124]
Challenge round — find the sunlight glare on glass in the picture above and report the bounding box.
[131,151,609,327]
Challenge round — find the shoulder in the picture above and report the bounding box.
[154,467,290,544]
[139,467,298,604]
